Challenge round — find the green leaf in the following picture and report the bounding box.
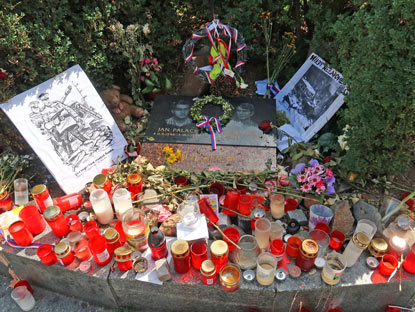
[141,86,154,94]
[144,78,155,87]
[291,152,304,161]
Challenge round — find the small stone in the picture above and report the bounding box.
[287,209,308,226]
[155,258,171,282]
[142,189,160,207]
[331,200,355,236]
[353,200,383,234]
[159,214,180,237]
[303,194,320,209]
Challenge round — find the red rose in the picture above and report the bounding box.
[0,70,7,80]
[323,156,334,163]
[258,120,272,134]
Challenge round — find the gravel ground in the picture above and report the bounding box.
[0,273,112,312]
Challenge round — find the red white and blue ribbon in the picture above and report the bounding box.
[196,116,222,150]
[267,82,280,98]
[0,229,42,249]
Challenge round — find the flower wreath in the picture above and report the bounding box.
[190,95,234,127]
[183,19,248,85]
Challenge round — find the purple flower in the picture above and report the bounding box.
[325,176,336,186]
[326,184,336,195]
[290,163,306,175]
[309,159,319,167]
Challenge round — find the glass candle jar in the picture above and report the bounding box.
[210,240,229,272]
[114,246,133,271]
[238,195,252,216]
[171,239,191,274]
[66,214,83,232]
[127,173,143,199]
[83,220,101,239]
[90,189,114,225]
[255,218,271,250]
[329,230,346,251]
[233,235,260,270]
[256,252,277,286]
[354,219,377,241]
[270,194,285,219]
[403,245,415,274]
[31,184,53,213]
[219,264,241,292]
[88,235,111,266]
[66,231,83,250]
[190,241,208,270]
[14,178,29,206]
[0,191,13,213]
[343,232,370,267]
[223,191,239,216]
[177,200,201,228]
[74,239,92,261]
[270,222,284,241]
[19,205,46,235]
[54,241,75,266]
[93,174,112,194]
[251,207,265,231]
[321,252,347,285]
[9,221,33,246]
[223,227,240,253]
[286,236,302,257]
[200,259,217,286]
[148,226,168,260]
[11,285,36,311]
[308,204,334,231]
[44,206,70,237]
[270,239,285,263]
[104,228,123,255]
[54,193,83,212]
[37,244,58,266]
[296,239,319,272]
[113,188,133,219]
[309,229,330,257]
[368,238,388,258]
[122,208,149,252]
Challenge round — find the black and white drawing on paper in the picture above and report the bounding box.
[1,65,127,194]
[275,53,347,149]
[29,84,113,171]
[145,95,277,147]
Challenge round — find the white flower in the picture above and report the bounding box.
[143,23,150,35]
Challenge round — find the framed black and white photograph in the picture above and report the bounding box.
[145,95,277,147]
[275,53,347,146]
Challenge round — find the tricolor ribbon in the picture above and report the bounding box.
[267,82,280,98]
[196,116,222,150]
[0,229,42,249]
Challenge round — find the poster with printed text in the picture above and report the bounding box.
[1,65,127,194]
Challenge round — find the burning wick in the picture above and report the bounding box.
[391,236,406,252]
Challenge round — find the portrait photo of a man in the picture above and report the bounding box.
[165,100,192,128]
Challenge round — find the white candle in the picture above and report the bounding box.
[113,188,133,219]
[90,189,114,224]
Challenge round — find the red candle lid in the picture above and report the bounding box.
[14,280,34,294]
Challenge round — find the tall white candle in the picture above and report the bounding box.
[90,189,114,224]
[113,188,133,219]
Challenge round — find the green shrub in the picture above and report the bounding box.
[332,0,415,175]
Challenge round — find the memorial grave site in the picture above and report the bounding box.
[1,1,415,311]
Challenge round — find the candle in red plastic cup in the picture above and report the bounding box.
[403,245,415,274]
[66,214,83,232]
[315,222,331,234]
[378,254,398,276]
[190,241,208,270]
[223,191,239,216]
[171,240,191,274]
[238,195,252,216]
[74,239,92,261]
[9,221,33,246]
[285,198,298,212]
[270,239,285,260]
[88,235,111,266]
[37,244,58,266]
[329,230,346,251]
[286,236,302,257]
[114,221,127,244]
[174,176,188,186]
[84,220,101,239]
[19,205,46,235]
[43,206,70,237]
[223,227,240,253]
[198,198,219,224]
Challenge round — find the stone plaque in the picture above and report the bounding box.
[140,143,276,172]
[145,95,277,147]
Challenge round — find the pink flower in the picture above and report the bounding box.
[278,174,290,186]
[315,164,325,174]
[315,185,326,194]
[140,76,145,81]
[326,168,333,177]
[155,68,160,72]
[144,58,150,64]
[316,180,325,189]
[300,183,312,193]
[146,72,150,77]
[308,166,316,174]
[297,174,307,183]
[308,174,321,186]
[154,58,158,65]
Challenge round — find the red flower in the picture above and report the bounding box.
[323,156,334,163]
[401,192,415,211]
[0,70,7,80]
[316,180,325,189]
[258,120,272,134]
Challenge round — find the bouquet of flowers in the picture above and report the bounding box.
[288,159,335,199]
[139,56,171,95]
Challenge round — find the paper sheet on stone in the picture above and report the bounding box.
[271,53,347,151]
[135,237,175,285]
[0,65,127,194]
[176,216,209,241]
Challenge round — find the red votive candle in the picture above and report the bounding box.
[54,193,83,212]
[200,260,217,286]
[315,222,331,234]
[223,227,240,253]
[104,228,123,255]
[296,239,319,272]
[0,191,13,213]
[171,240,190,274]
[31,184,53,213]
[403,245,415,274]
[219,264,241,292]
[66,214,83,232]
[174,176,188,186]
[37,244,57,266]
[285,198,298,212]
[84,221,101,239]
[210,240,229,272]
[270,239,285,259]
[378,254,398,276]
[89,235,111,266]
[190,241,208,270]
[223,190,239,216]
[9,221,33,246]
[55,241,75,266]
[329,230,346,251]
[114,221,127,244]
[19,205,46,235]
[127,174,143,199]
[74,239,92,261]
[238,195,252,216]
[198,198,219,224]
[286,236,302,258]
[114,246,133,271]
[208,182,225,197]
[44,206,70,237]
[93,174,112,194]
